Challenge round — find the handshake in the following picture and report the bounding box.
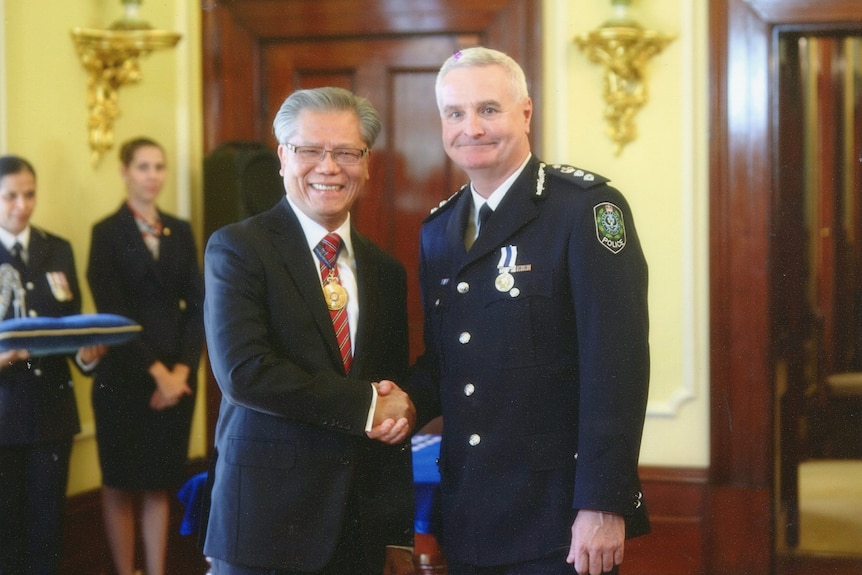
[367,380,416,445]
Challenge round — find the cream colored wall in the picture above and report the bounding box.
[543,0,710,467]
[0,0,205,495]
[0,0,708,499]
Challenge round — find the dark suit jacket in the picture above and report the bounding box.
[0,227,82,444]
[202,198,413,572]
[87,203,204,386]
[408,157,651,566]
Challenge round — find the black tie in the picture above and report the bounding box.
[10,242,25,270]
[477,203,493,237]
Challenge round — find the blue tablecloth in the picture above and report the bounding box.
[177,434,443,536]
[412,434,442,534]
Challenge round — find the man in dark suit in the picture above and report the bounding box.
[0,155,104,575]
[203,87,416,575]
[407,47,651,575]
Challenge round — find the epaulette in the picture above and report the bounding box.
[425,184,468,221]
[536,162,609,196]
[31,226,49,239]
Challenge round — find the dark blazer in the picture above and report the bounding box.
[0,227,82,444]
[87,203,204,384]
[408,157,651,566]
[202,198,413,572]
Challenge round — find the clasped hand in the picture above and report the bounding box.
[148,361,193,410]
[367,379,416,445]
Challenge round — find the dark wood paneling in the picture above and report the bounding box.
[748,0,862,22]
[202,5,260,150]
[708,5,775,569]
[217,0,514,38]
[202,0,542,156]
[777,555,862,575]
[624,467,707,575]
[62,489,112,574]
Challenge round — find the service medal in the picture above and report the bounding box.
[323,277,348,310]
[495,272,515,292]
[46,271,74,302]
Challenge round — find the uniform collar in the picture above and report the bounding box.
[0,225,31,252]
[469,153,532,220]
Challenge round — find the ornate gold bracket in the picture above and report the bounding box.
[574,0,674,155]
[71,1,180,166]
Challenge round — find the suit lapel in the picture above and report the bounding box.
[350,232,377,376]
[263,200,346,372]
[444,185,472,254]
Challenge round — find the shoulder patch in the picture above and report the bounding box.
[594,202,627,253]
[544,163,609,191]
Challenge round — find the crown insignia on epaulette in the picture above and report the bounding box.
[551,164,596,181]
[429,185,467,215]
[542,164,608,191]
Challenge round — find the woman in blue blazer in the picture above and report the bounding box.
[87,138,204,575]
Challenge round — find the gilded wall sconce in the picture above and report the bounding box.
[574,0,675,155]
[71,0,181,166]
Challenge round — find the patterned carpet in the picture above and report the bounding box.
[798,460,862,555]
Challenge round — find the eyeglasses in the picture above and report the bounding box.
[284,143,369,166]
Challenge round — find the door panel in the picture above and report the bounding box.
[261,35,469,356]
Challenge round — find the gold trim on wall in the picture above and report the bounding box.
[574,1,674,155]
[70,1,180,167]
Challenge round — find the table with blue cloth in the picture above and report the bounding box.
[177,434,443,536]
[411,434,442,535]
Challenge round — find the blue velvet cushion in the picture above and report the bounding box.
[0,313,141,356]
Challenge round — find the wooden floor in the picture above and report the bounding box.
[777,459,862,575]
[62,487,210,575]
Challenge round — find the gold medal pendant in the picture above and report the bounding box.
[495,272,515,293]
[323,276,348,310]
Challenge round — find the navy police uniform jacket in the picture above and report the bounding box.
[408,156,651,566]
[0,227,82,445]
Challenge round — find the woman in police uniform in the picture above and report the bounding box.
[0,155,102,575]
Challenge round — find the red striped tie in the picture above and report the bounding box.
[316,233,353,373]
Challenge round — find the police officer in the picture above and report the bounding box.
[0,155,104,575]
[407,47,651,575]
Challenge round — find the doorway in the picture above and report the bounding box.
[774,30,862,558]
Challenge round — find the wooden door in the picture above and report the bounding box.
[201,0,542,448]
[260,35,467,355]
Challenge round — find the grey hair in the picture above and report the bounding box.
[272,87,382,148]
[435,47,529,110]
